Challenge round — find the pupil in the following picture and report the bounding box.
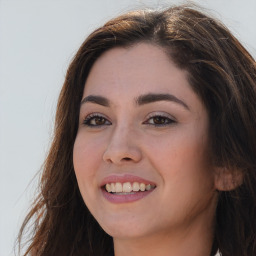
[95,117,105,125]
[154,116,165,124]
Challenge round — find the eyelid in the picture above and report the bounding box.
[145,111,176,121]
[82,112,111,126]
[143,112,176,126]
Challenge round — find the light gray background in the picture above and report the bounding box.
[1,0,255,255]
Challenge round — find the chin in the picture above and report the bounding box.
[99,218,151,239]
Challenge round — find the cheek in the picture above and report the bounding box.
[73,132,104,168]
[145,129,209,170]
[143,126,214,191]
[145,133,215,223]
[73,132,105,192]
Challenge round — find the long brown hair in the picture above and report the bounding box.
[18,5,256,256]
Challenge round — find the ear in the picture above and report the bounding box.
[214,167,244,191]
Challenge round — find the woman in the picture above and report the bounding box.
[18,5,256,256]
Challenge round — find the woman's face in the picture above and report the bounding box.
[73,43,218,240]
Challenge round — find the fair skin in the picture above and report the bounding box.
[73,43,220,256]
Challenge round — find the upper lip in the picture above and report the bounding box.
[100,174,156,187]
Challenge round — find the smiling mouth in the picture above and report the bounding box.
[104,182,156,194]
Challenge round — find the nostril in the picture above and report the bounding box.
[123,157,132,161]
[103,147,142,164]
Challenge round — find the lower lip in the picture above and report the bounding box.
[101,188,155,204]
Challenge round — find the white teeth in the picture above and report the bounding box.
[146,184,152,191]
[115,182,122,193]
[140,183,145,191]
[106,183,111,192]
[111,183,116,193]
[105,182,156,193]
[123,182,132,193]
[132,182,140,191]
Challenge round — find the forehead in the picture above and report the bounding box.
[83,43,203,111]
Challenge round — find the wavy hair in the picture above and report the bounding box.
[18,5,256,256]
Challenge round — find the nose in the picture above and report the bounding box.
[103,125,142,165]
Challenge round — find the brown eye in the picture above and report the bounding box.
[93,116,106,125]
[144,115,175,126]
[153,116,168,125]
[83,115,111,127]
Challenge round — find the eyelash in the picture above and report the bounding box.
[82,113,111,127]
[143,114,176,127]
[82,113,176,127]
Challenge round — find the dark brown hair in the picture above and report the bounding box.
[18,5,256,256]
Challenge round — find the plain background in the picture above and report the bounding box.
[1,0,255,255]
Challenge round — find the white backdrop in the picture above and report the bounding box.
[1,0,255,255]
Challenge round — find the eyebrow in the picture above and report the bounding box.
[135,93,189,110]
[81,95,110,106]
[80,93,189,110]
